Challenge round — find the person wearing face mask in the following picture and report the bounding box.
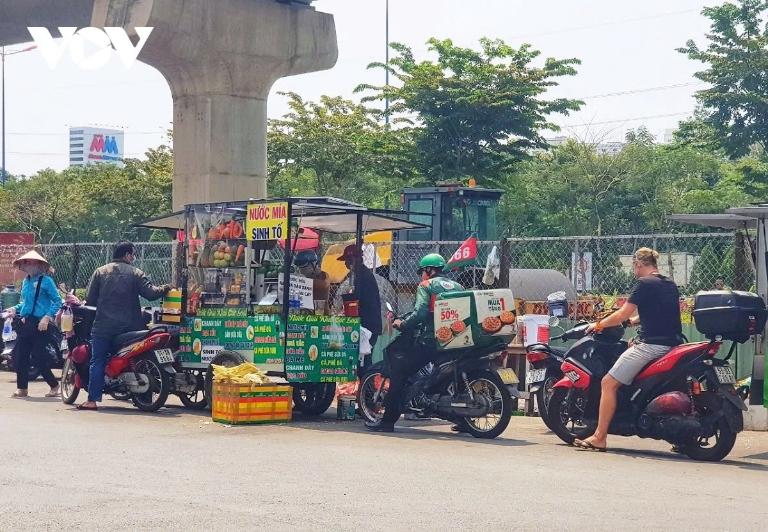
[77,241,171,411]
[8,250,62,398]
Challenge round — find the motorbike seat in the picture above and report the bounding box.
[633,342,711,382]
[112,330,150,350]
[72,305,97,319]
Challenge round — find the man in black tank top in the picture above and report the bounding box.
[573,248,682,452]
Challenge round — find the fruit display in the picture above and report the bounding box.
[206,219,244,240]
[212,241,235,268]
[188,216,247,269]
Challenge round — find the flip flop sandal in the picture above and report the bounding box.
[45,388,60,398]
[11,391,28,398]
[574,439,607,452]
[76,404,98,411]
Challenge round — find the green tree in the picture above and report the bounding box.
[500,139,758,237]
[679,0,768,157]
[267,92,417,207]
[357,38,583,184]
[0,144,173,243]
[500,140,634,237]
[689,242,724,292]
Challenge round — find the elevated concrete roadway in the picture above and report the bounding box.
[0,0,337,208]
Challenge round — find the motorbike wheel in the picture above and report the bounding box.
[204,350,246,410]
[60,358,80,405]
[178,370,208,410]
[358,363,388,423]
[459,370,513,439]
[131,355,171,412]
[536,374,561,432]
[545,387,595,445]
[679,392,739,463]
[292,383,337,416]
[681,417,737,462]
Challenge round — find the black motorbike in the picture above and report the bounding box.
[358,309,516,439]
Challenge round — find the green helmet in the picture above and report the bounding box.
[418,253,446,271]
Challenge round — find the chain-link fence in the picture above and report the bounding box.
[0,232,749,301]
[372,232,752,313]
[38,242,174,291]
[503,232,753,297]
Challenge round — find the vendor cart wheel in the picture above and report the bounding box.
[179,370,208,410]
[293,383,336,416]
[204,350,246,410]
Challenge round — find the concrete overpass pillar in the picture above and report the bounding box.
[0,0,338,210]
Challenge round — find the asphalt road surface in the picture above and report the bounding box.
[1,374,767,531]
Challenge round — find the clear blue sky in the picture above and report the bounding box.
[2,0,713,175]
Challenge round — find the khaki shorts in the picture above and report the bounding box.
[608,343,671,385]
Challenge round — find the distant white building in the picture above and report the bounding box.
[546,136,569,148]
[595,141,625,155]
[69,127,124,167]
[661,129,676,144]
[544,136,626,155]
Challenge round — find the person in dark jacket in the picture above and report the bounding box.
[77,242,170,411]
[337,245,382,371]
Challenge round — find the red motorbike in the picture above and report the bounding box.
[60,303,177,412]
[544,290,765,462]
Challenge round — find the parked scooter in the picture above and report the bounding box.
[0,313,67,381]
[544,290,765,462]
[60,304,177,412]
[525,325,566,431]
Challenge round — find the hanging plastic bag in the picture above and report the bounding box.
[483,245,500,286]
[359,326,373,364]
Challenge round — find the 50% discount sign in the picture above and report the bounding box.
[246,202,288,241]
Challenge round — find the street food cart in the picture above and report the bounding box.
[139,197,426,415]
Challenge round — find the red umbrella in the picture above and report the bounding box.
[278,227,320,251]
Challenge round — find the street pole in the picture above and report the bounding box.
[384,0,390,126]
[0,45,36,185]
[2,46,5,185]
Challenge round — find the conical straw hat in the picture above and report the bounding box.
[13,249,49,267]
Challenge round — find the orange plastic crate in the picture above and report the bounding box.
[211,382,292,425]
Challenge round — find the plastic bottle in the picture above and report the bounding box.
[288,288,299,314]
[60,306,73,333]
[2,317,13,342]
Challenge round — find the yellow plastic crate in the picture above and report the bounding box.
[211,382,292,425]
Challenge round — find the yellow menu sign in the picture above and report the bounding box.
[246,202,288,241]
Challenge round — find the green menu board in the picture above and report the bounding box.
[284,315,360,383]
[177,313,283,372]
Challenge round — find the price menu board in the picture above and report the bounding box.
[177,314,284,372]
[284,315,359,383]
[177,313,359,383]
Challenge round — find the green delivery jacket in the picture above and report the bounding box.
[401,276,464,340]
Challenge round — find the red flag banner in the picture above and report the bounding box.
[447,236,478,270]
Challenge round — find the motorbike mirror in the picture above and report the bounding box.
[548,316,560,328]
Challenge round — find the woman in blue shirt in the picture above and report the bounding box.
[9,250,62,398]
